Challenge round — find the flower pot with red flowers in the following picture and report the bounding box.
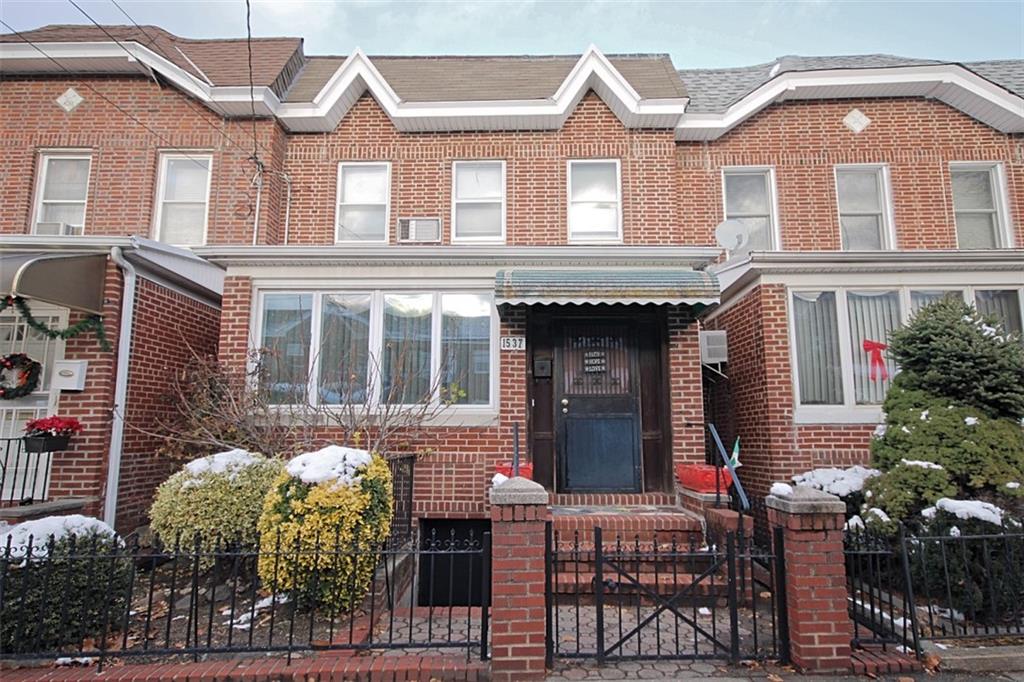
[496,461,534,480]
[23,416,83,453]
[675,463,732,493]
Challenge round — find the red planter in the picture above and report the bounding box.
[675,464,732,493]
[496,461,534,480]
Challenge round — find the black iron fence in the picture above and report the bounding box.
[387,454,415,548]
[546,523,788,664]
[845,525,1024,653]
[0,438,53,507]
[0,526,490,667]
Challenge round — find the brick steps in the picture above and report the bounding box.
[851,645,923,675]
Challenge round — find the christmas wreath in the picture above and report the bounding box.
[0,353,42,400]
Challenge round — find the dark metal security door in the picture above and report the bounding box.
[555,323,641,492]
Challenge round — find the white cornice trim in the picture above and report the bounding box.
[676,65,1024,140]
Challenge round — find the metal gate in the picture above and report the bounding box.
[545,522,789,664]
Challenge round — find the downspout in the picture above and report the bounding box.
[251,169,264,246]
[103,246,136,526]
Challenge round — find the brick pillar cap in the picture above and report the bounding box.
[766,485,845,514]
[490,476,548,505]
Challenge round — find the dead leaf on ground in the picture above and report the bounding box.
[766,674,784,682]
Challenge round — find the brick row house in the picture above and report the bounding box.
[0,25,1022,541]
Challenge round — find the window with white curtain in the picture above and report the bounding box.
[976,289,1023,338]
[154,153,212,246]
[847,291,901,404]
[792,291,843,405]
[568,160,621,242]
[336,163,390,242]
[452,161,505,241]
[723,168,776,255]
[257,290,495,408]
[835,166,891,250]
[34,153,91,235]
[951,164,1007,249]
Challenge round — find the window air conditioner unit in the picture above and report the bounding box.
[699,330,728,364]
[35,222,82,236]
[398,218,441,243]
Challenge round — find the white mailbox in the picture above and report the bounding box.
[53,360,88,391]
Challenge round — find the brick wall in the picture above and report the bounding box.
[117,278,220,533]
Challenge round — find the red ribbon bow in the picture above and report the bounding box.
[862,339,888,381]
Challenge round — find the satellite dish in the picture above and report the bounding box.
[714,219,752,252]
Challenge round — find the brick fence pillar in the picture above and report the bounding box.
[767,486,853,673]
[489,477,551,682]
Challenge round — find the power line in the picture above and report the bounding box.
[244,0,264,171]
[0,19,211,171]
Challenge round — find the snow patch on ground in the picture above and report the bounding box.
[183,449,258,479]
[900,459,943,470]
[769,482,793,497]
[1,515,117,559]
[792,465,880,497]
[285,445,372,486]
[934,498,1005,526]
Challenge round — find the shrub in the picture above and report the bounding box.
[257,446,392,613]
[888,298,1024,420]
[0,516,130,653]
[862,462,957,522]
[149,449,284,566]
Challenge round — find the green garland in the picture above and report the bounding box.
[0,295,111,352]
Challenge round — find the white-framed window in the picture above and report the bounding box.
[255,289,497,410]
[452,161,505,242]
[790,284,1024,422]
[568,159,622,243]
[834,165,895,250]
[722,166,779,255]
[336,162,391,243]
[154,152,212,246]
[950,162,1011,249]
[32,152,92,235]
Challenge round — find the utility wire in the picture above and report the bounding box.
[0,19,211,171]
[244,0,264,171]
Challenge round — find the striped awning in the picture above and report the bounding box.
[494,269,720,307]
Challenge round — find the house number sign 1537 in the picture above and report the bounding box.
[500,336,526,351]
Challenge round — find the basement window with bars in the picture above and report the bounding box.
[33,152,91,235]
[256,290,495,409]
[951,163,1009,249]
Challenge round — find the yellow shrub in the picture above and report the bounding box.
[257,451,392,613]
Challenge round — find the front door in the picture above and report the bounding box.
[555,322,641,492]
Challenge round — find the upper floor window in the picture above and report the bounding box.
[722,167,777,255]
[568,159,621,243]
[154,153,212,246]
[951,163,1009,249]
[33,152,91,235]
[835,165,893,250]
[336,162,390,243]
[452,161,505,242]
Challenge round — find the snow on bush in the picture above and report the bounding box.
[791,465,880,497]
[183,448,258,479]
[900,459,943,470]
[931,498,1005,526]
[1,514,117,560]
[285,445,373,487]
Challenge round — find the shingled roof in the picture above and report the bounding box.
[678,54,1024,113]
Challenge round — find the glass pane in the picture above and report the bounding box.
[318,294,372,405]
[338,205,387,241]
[975,290,1023,338]
[382,294,433,404]
[952,170,995,210]
[159,203,206,245]
[40,203,86,228]
[260,293,312,404]
[455,162,502,200]
[725,172,770,215]
[441,294,491,405]
[848,291,901,405]
[840,215,883,250]
[569,202,618,238]
[837,170,881,212]
[570,162,618,202]
[955,212,997,249]
[454,202,502,238]
[43,158,89,200]
[731,217,771,256]
[162,157,210,202]
[911,290,960,314]
[340,165,388,203]
[792,291,843,405]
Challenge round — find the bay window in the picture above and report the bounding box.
[835,165,892,250]
[452,161,505,241]
[257,290,495,408]
[34,152,91,235]
[951,163,1008,249]
[846,291,900,404]
[792,291,843,405]
[975,289,1022,337]
[722,168,777,255]
[568,159,621,242]
[336,162,390,242]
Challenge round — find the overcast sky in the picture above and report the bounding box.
[2,0,1021,68]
